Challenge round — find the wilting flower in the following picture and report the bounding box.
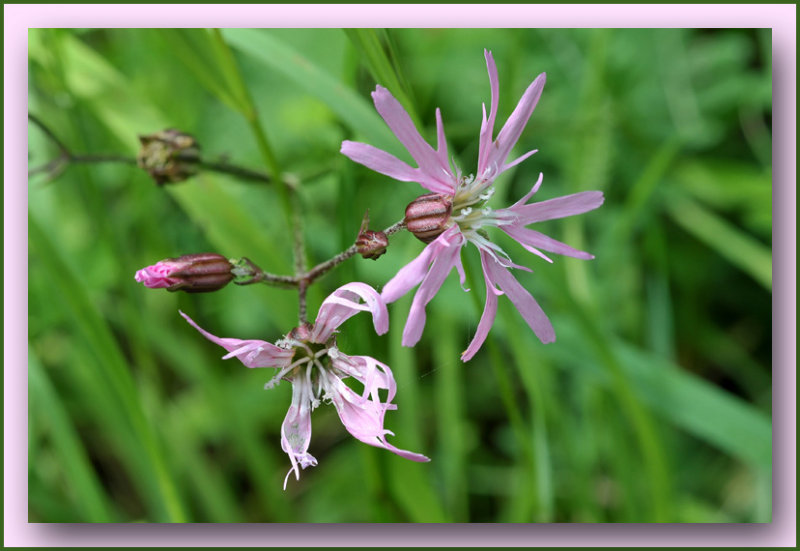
[341,50,604,361]
[135,253,234,293]
[180,282,429,488]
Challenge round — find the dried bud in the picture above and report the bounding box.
[135,253,234,293]
[137,129,201,185]
[404,193,453,243]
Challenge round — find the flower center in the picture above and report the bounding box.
[269,332,339,408]
[451,168,503,237]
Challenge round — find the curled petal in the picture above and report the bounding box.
[510,190,605,225]
[312,282,389,343]
[332,352,397,405]
[483,254,556,344]
[281,381,318,489]
[325,367,429,463]
[179,311,293,368]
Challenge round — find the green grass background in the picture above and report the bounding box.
[27,28,772,523]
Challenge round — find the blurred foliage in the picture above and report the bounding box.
[27,28,772,523]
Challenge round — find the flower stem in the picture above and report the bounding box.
[209,29,308,323]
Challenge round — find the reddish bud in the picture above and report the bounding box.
[356,230,389,260]
[135,253,234,293]
[404,193,453,243]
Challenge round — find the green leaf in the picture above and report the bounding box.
[665,193,772,290]
[221,28,405,159]
[28,348,117,522]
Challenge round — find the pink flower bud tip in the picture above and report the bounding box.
[135,253,234,293]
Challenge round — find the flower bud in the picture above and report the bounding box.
[137,129,201,185]
[135,253,234,293]
[356,230,389,260]
[404,193,453,243]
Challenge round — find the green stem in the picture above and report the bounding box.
[210,29,307,320]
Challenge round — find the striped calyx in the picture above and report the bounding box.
[404,193,453,244]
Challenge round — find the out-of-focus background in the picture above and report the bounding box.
[27,28,772,523]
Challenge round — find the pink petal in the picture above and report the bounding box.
[435,107,449,169]
[477,49,500,176]
[510,172,544,208]
[402,240,463,347]
[483,255,556,344]
[332,353,397,405]
[461,250,504,361]
[281,381,318,489]
[312,282,389,343]
[381,225,461,304]
[327,371,429,463]
[371,86,455,192]
[502,148,538,173]
[501,224,595,260]
[486,73,546,172]
[340,140,454,195]
[179,311,293,368]
[510,190,605,225]
[134,261,181,289]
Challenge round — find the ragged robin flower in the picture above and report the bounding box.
[180,282,429,488]
[341,49,604,360]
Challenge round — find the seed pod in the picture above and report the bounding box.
[404,193,453,243]
[137,129,201,185]
[135,253,234,293]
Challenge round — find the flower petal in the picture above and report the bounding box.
[371,86,455,192]
[281,380,318,489]
[402,246,463,347]
[461,250,503,361]
[510,190,605,224]
[381,225,461,304]
[332,352,397,405]
[501,224,595,260]
[483,255,556,344]
[325,366,429,463]
[179,311,293,368]
[477,49,500,175]
[312,282,388,343]
[486,72,546,172]
[340,140,454,195]
[435,107,449,169]
[510,172,544,208]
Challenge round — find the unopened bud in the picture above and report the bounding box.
[135,253,233,293]
[356,230,389,260]
[354,210,389,260]
[137,129,201,185]
[404,193,453,243]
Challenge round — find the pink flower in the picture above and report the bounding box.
[180,282,429,488]
[341,50,604,361]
